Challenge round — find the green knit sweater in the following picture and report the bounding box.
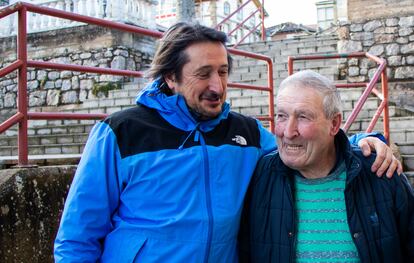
[294,162,360,262]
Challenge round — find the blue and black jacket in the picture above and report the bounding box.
[238,129,414,262]
[54,79,275,262]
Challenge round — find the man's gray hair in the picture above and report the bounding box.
[278,70,342,119]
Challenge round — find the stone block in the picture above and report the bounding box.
[48,71,60,80]
[407,56,414,65]
[36,128,51,135]
[29,91,47,107]
[363,20,383,32]
[387,56,402,66]
[230,97,252,108]
[395,66,414,79]
[350,24,363,32]
[368,45,384,56]
[46,90,60,106]
[68,126,84,133]
[401,43,414,54]
[386,18,399,27]
[61,91,79,104]
[45,147,62,154]
[399,27,414,37]
[62,145,80,154]
[338,40,363,53]
[111,56,126,70]
[386,43,400,56]
[27,80,39,91]
[4,93,16,108]
[60,71,72,79]
[399,16,414,27]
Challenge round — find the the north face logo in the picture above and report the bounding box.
[232,135,247,146]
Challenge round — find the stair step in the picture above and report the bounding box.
[402,155,414,171]
[0,154,81,169]
[0,133,90,147]
[395,142,414,155]
[0,143,85,156]
[346,116,414,131]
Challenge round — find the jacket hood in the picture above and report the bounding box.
[136,78,230,132]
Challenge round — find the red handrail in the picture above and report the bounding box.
[0,2,275,166]
[287,52,390,144]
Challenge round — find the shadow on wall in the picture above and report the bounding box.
[0,165,76,262]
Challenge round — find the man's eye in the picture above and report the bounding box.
[276,114,287,120]
[219,70,228,76]
[198,73,210,79]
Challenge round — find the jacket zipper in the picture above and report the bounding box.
[198,131,214,263]
[286,175,296,263]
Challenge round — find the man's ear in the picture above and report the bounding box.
[164,74,176,91]
[330,112,342,136]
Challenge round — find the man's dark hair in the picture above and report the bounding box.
[146,22,233,94]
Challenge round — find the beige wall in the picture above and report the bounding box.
[348,0,414,21]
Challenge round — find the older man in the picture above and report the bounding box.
[54,23,400,262]
[238,70,414,262]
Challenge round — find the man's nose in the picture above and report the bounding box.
[208,73,224,94]
[284,117,299,138]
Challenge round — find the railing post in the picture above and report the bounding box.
[381,66,390,144]
[17,6,30,166]
[261,0,265,41]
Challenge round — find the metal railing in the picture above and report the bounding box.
[215,0,266,48]
[0,1,275,167]
[287,52,390,143]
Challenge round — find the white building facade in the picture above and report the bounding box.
[0,0,158,37]
[156,0,265,44]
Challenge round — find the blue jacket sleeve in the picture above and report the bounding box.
[348,132,387,145]
[259,125,385,158]
[54,122,122,262]
[256,120,277,157]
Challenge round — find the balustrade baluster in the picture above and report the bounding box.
[64,0,73,27]
[55,1,65,27]
[48,2,57,29]
[27,11,36,32]
[96,0,104,18]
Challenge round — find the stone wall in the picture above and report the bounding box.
[0,24,156,118]
[337,15,414,110]
[0,165,77,263]
[348,0,414,22]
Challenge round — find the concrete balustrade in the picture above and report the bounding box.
[0,0,157,37]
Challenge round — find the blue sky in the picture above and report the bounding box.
[264,0,318,26]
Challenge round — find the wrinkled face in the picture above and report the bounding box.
[275,85,340,176]
[166,41,229,119]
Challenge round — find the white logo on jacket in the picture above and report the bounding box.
[232,135,247,146]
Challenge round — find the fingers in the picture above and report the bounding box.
[385,156,399,178]
[358,139,372,157]
[359,137,402,178]
[372,147,390,177]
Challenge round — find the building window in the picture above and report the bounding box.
[317,6,334,29]
[224,1,230,15]
[237,4,243,20]
[250,15,255,26]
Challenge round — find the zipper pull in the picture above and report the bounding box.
[194,130,200,142]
